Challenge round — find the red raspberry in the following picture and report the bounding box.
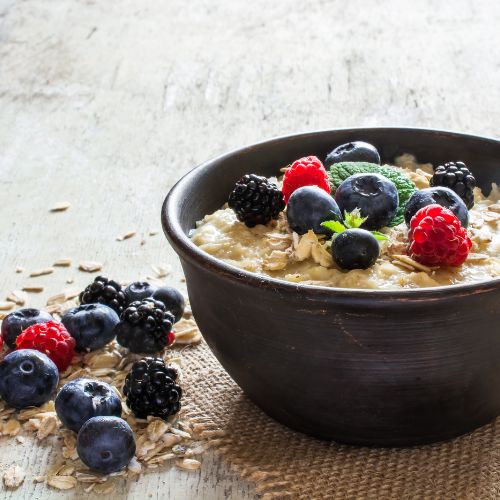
[282,156,330,204]
[16,321,76,372]
[408,204,472,267]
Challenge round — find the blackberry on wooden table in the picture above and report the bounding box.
[115,298,175,353]
[123,357,182,419]
[79,276,127,314]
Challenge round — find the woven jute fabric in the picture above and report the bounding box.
[182,341,499,499]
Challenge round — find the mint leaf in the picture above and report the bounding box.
[343,209,367,229]
[321,220,346,234]
[322,210,391,243]
[370,231,389,241]
[328,162,417,226]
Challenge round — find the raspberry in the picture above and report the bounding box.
[16,321,76,372]
[408,204,472,267]
[282,156,330,204]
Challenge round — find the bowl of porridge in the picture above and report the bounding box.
[162,128,500,445]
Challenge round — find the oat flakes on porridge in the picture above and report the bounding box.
[191,142,500,290]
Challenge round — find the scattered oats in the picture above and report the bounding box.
[172,444,189,455]
[116,230,136,241]
[16,436,26,445]
[0,301,15,311]
[30,267,54,277]
[147,419,171,442]
[75,472,108,483]
[393,254,435,273]
[293,230,316,261]
[58,464,75,476]
[66,277,74,284]
[175,330,202,345]
[3,465,25,488]
[175,458,201,471]
[22,285,44,293]
[54,258,72,267]
[311,241,334,268]
[84,351,121,369]
[61,431,78,460]
[50,201,71,212]
[392,259,416,272]
[34,475,46,483]
[487,203,500,213]
[263,250,289,271]
[46,292,66,306]
[147,452,176,465]
[47,475,77,490]
[149,230,159,236]
[151,264,171,278]
[127,457,142,474]
[171,427,191,439]
[0,312,6,320]
[47,304,62,314]
[467,253,490,263]
[7,290,28,305]
[1,418,21,436]
[15,266,24,273]
[79,261,102,273]
[37,415,58,440]
[94,483,115,494]
[483,211,500,223]
[18,401,55,420]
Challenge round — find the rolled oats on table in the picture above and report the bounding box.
[0,285,204,492]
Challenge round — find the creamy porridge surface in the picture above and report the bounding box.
[191,155,500,289]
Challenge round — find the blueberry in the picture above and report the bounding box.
[0,349,58,409]
[77,416,136,474]
[334,173,399,230]
[152,287,185,323]
[124,281,157,304]
[286,186,342,236]
[331,229,380,270]
[404,187,469,227]
[325,141,381,167]
[1,308,53,349]
[55,378,122,433]
[62,304,119,352]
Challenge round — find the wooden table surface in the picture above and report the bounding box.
[0,0,499,498]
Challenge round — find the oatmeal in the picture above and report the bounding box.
[191,154,500,289]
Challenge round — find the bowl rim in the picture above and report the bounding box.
[162,126,500,300]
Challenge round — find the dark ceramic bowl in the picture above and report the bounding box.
[162,128,500,446]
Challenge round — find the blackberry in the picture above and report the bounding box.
[123,357,182,419]
[79,276,127,314]
[430,161,476,209]
[115,298,175,354]
[228,174,285,227]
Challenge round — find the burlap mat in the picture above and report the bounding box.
[182,341,499,499]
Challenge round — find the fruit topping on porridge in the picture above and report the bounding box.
[191,141,500,289]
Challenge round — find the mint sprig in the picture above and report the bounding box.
[328,162,417,226]
[321,209,389,241]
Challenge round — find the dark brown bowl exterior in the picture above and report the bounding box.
[162,128,500,446]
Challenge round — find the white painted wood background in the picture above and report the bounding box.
[0,0,499,497]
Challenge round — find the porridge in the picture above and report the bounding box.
[191,143,500,290]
